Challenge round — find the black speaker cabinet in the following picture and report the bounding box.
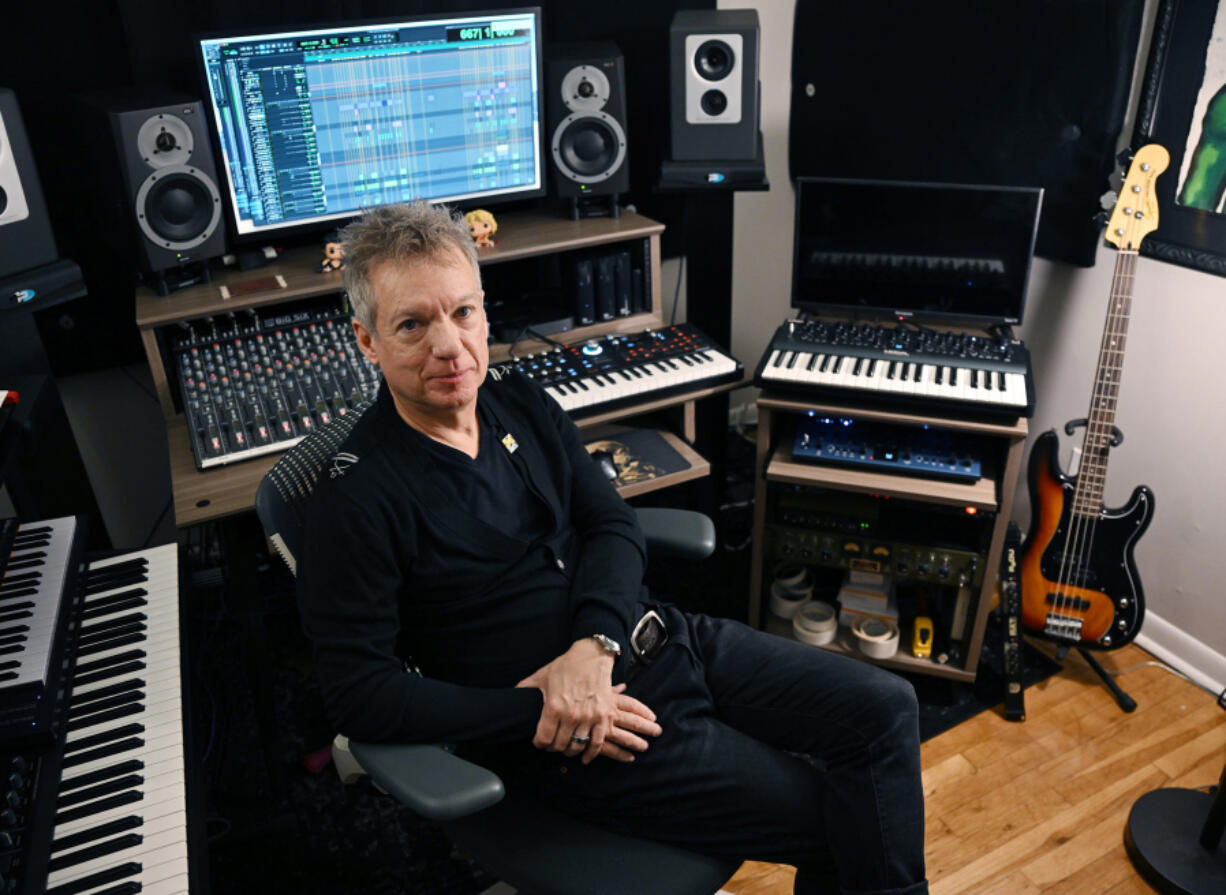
[546,42,630,205]
[669,9,761,161]
[78,89,225,291]
[0,88,58,280]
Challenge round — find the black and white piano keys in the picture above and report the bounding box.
[759,347,1029,410]
[0,517,78,695]
[543,349,741,413]
[44,543,188,895]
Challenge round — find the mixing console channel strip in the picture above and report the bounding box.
[173,301,381,469]
[490,323,742,417]
[791,414,986,482]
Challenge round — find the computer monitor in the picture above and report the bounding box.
[197,8,545,241]
[792,177,1043,326]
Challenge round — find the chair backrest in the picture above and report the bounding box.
[254,401,372,576]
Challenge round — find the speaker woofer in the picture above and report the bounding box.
[135,164,221,250]
[551,112,627,184]
[694,39,735,81]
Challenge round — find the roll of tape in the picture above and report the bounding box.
[773,562,811,591]
[793,600,838,645]
[852,616,900,659]
[769,580,810,619]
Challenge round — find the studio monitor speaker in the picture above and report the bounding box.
[79,90,225,287]
[546,42,630,205]
[669,9,760,161]
[0,88,59,279]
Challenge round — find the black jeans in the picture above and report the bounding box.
[511,604,929,895]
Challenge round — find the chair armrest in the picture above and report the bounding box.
[348,740,506,822]
[635,508,716,561]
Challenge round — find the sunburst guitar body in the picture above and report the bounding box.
[1022,430,1152,648]
[1019,143,1168,651]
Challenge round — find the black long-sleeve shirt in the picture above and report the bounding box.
[296,372,647,746]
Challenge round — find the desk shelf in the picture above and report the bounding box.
[139,209,739,527]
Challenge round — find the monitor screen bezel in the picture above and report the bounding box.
[194,7,547,245]
[790,176,1043,327]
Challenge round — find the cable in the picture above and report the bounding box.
[1108,657,1226,709]
[524,326,567,349]
[120,364,159,404]
[669,255,686,326]
[141,498,173,549]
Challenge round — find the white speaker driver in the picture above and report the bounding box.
[560,64,611,113]
[137,113,194,169]
[135,164,222,251]
[550,112,627,184]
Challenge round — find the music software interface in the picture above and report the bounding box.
[200,14,542,235]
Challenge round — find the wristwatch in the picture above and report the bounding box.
[589,634,622,657]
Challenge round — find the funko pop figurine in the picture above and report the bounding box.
[318,230,345,273]
[465,208,498,247]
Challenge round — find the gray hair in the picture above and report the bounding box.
[341,202,482,330]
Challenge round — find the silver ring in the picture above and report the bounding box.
[570,734,592,745]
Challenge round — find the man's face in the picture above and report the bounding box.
[353,247,488,421]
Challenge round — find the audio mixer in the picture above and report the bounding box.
[172,299,381,469]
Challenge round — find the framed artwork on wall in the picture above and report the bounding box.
[1134,0,1226,274]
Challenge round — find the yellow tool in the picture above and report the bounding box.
[912,616,934,658]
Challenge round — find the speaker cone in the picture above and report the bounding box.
[135,164,221,250]
[551,112,627,184]
[700,90,728,116]
[694,40,735,81]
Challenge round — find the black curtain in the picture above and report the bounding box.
[789,0,1146,267]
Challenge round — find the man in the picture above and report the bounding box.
[297,202,929,895]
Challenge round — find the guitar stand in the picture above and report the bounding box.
[1055,644,1137,712]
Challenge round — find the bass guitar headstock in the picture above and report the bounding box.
[1105,144,1169,251]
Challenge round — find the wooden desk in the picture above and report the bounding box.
[165,377,747,527]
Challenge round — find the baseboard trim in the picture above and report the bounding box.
[1135,611,1226,697]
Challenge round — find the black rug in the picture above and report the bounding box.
[905,611,1063,742]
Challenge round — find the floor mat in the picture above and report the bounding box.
[906,611,1063,742]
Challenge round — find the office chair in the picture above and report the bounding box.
[254,401,738,895]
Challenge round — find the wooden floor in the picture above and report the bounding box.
[721,642,1225,894]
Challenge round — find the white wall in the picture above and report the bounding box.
[721,0,1226,664]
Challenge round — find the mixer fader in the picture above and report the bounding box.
[172,298,381,469]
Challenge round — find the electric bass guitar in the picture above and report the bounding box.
[1021,144,1167,650]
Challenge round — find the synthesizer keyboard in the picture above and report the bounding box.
[1,538,198,894]
[754,318,1034,418]
[490,324,743,416]
[0,516,87,746]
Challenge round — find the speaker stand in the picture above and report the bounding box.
[147,259,213,297]
[567,194,620,221]
[1124,763,1226,894]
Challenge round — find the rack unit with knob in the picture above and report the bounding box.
[748,393,1028,682]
